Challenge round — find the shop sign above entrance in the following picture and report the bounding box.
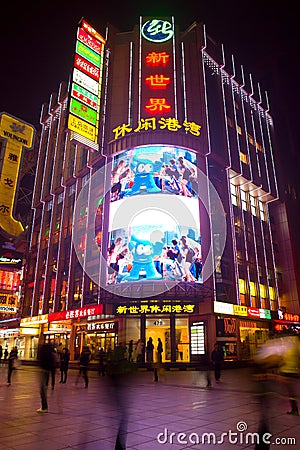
[115,303,195,315]
[49,304,103,322]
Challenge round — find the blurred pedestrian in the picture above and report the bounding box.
[7,346,18,386]
[146,337,154,363]
[157,338,163,364]
[76,345,91,388]
[47,345,58,389]
[59,347,70,384]
[4,348,9,361]
[136,339,144,365]
[0,344,3,363]
[98,347,106,376]
[128,340,133,362]
[278,334,300,415]
[211,343,224,382]
[106,344,133,449]
[36,343,56,413]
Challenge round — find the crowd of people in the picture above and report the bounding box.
[110,156,198,202]
[107,235,202,284]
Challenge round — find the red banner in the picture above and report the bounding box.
[49,304,103,322]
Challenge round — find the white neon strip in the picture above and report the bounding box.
[257,103,272,197]
[100,49,110,153]
[181,42,188,120]
[220,57,232,168]
[171,16,178,119]
[231,76,242,175]
[66,182,79,310]
[81,170,91,308]
[128,42,134,124]
[202,51,211,155]
[205,157,216,301]
[265,111,279,199]
[138,16,142,121]
[53,188,67,311]
[239,71,253,183]
[249,199,262,307]
[266,207,280,309]
[227,177,241,305]
[259,205,272,309]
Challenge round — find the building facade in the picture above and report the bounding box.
[21,17,299,364]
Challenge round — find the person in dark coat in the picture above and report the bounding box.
[76,345,91,388]
[211,343,224,382]
[98,347,106,376]
[157,338,163,364]
[146,337,154,363]
[7,346,18,385]
[59,347,70,383]
[36,343,57,413]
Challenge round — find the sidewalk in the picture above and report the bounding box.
[0,364,299,449]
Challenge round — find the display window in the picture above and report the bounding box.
[239,322,269,360]
[175,317,190,362]
[146,316,170,362]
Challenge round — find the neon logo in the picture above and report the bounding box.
[141,19,174,43]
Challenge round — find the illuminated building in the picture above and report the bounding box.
[22,17,299,364]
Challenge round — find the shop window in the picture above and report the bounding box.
[175,317,190,362]
[146,316,170,363]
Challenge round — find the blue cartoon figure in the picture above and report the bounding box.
[121,234,164,281]
[126,156,162,196]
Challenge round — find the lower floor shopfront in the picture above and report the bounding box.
[2,301,299,366]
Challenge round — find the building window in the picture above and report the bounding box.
[69,183,76,196]
[82,173,90,187]
[240,189,248,211]
[240,152,248,165]
[230,183,238,206]
[259,201,267,221]
[250,196,258,217]
[58,192,64,204]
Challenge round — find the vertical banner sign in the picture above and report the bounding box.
[140,17,175,119]
[0,113,35,236]
[67,19,106,151]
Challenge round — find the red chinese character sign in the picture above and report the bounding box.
[140,18,175,117]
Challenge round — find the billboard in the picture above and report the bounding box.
[67,19,106,151]
[106,145,202,285]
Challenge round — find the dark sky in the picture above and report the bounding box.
[1,0,299,154]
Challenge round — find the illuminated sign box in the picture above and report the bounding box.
[69,97,98,125]
[71,83,98,110]
[76,41,102,67]
[115,303,196,315]
[73,68,99,95]
[68,114,97,141]
[48,304,103,322]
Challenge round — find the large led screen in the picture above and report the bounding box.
[107,145,202,285]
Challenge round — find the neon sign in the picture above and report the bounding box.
[141,19,174,43]
[112,117,202,140]
[0,113,35,236]
[115,303,195,315]
[68,19,106,151]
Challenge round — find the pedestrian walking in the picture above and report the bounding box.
[136,339,144,365]
[98,347,106,376]
[36,343,57,413]
[157,338,163,364]
[0,344,3,363]
[4,348,8,361]
[7,346,18,386]
[59,347,70,383]
[128,340,133,362]
[211,343,224,382]
[76,345,91,388]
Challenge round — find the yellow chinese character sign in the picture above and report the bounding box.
[0,113,35,236]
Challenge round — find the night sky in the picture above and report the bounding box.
[1,1,299,164]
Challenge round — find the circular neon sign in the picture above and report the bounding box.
[141,19,174,43]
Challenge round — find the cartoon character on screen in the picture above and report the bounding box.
[121,234,164,281]
[125,157,162,196]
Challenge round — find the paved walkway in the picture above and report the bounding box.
[0,364,299,449]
